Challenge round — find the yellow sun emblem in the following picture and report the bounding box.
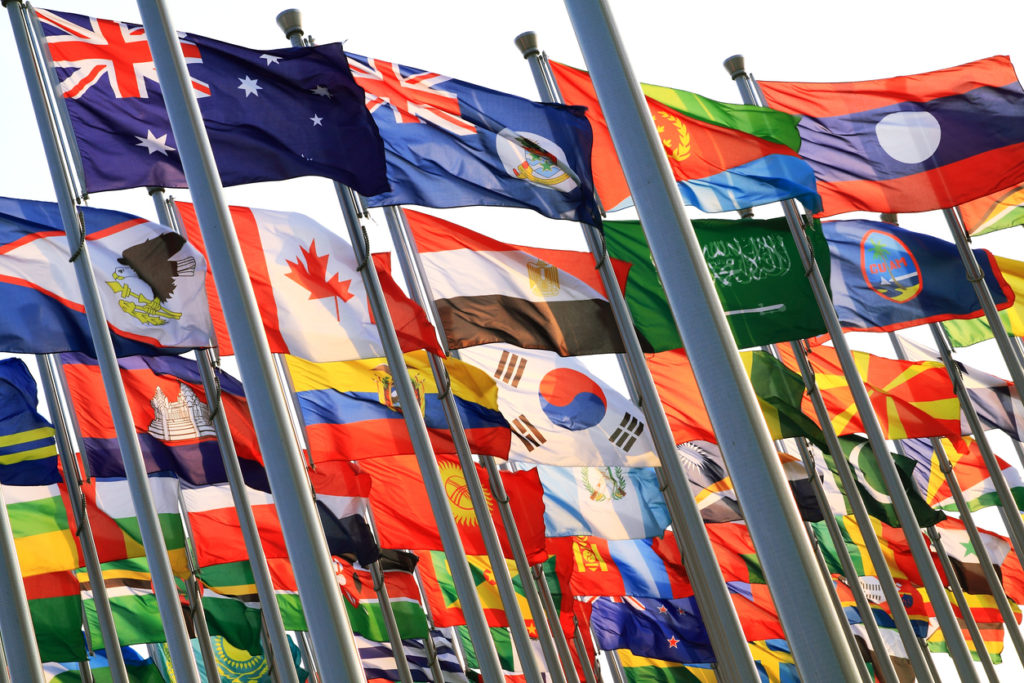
[439,460,494,527]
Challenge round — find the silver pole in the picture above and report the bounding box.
[727,56,979,683]
[927,526,999,682]
[533,564,581,683]
[134,2,366,678]
[381,204,562,683]
[296,631,322,683]
[571,619,597,683]
[943,208,1024,404]
[789,342,936,683]
[560,4,859,678]
[603,650,626,683]
[9,2,200,677]
[368,561,415,683]
[422,630,448,683]
[512,32,762,681]
[35,355,129,683]
[174,484,221,683]
[151,189,300,683]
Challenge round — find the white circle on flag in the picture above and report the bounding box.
[496,128,578,193]
[875,111,941,164]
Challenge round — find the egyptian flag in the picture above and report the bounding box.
[405,209,637,356]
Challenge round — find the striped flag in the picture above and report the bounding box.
[359,630,469,682]
[0,359,60,485]
[406,208,630,356]
[180,482,289,567]
[333,552,429,641]
[901,436,1024,513]
[943,255,1024,347]
[924,589,1021,663]
[932,517,1011,595]
[24,570,87,663]
[959,183,1024,235]
[198,558,306,631]
[4,482,81,576]
[546,535,691,599]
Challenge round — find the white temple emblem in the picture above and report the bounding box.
[147,383,216,441]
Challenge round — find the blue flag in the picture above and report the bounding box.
[589,596,715,665]
[347,54,601,225]
[824,219,1012,332]
[36,8,388,196]
[0,359,60,486]
[0,196,213,356]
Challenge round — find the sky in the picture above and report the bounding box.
[1,0,1024,679]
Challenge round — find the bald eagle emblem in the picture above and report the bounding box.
[106,233,197,326]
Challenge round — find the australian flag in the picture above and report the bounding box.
[34,8,388,196]
[347,53,601,225]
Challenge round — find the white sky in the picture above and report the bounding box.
[2,0,1024,679]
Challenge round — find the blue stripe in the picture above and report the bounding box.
[678,153,821,213]
[798,83,1024,182]
[297,389,506,432]
[0,458,61,486]
[0,436,55,458]
[607,539,674,598]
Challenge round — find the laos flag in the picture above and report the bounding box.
[760,56,1024,217]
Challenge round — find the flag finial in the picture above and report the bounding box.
[275,9,304,42]
[723,54,747,80]
[514,31,540,59]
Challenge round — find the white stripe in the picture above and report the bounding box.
[0,482,61,504]
[93,474,179,518]
[315,493,364,520]
[181,482,274,512]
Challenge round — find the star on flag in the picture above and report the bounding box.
[667,635,680,648]
[259,53,281,65]
[135,129,174,155]
[311,114,323,127]
[237,75,262,97]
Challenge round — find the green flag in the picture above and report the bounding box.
[603,217,829,351]
[79,557,170,648]
[740,349,824,443]
[25,571,87,663]
[942,254,1024,347]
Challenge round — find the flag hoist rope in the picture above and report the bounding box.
[727,55,980,682]
[10,1,201,678]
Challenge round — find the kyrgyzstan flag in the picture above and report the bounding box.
[176,201,440,362]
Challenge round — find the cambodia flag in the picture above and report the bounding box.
[761,56,1024,216]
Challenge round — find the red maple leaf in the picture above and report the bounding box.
[285,240,354,321]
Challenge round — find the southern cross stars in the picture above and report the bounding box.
[310,114,323,127]
[311,85,332,98]
[259,53,281,65]
[238,75,262,97]
[135,129,174,155]
[667,635,680,648]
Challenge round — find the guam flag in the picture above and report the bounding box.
[824,219,1013,333]
[760,56,1024,216]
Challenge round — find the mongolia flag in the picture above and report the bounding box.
[176,202,440,362]
[760,55,1024,216]
[550,60,821,214]
[545,535,691,599]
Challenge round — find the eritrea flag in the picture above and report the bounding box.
[550,61,820,214]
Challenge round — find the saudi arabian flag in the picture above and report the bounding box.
[943,255,1024,347]
[603,217,829,351]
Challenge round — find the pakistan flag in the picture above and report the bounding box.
[603,217,829,350]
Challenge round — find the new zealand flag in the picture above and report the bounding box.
[35,8,388,196]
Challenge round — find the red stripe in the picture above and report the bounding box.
[761,55,1017,118]
[23,570,79,600]
[188,500,288,567]
[306,421,509,461]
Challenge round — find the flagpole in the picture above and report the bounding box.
[9,2,201,678]
[422,631,448,683]
[943,207,1024,404]
[381,203,569,683]
[727,56,980,683]
[367,561,416,683]
[571,617,598,683]
[0,485,42,681]
[35,355,129,683]
[513,32,761,682]
[559,4,859,679]
[787,341,938,683]
[151,189,301,683]
[603,650,626,683]
[927,525,999,681]
[533,563,583,683]
[887,333,1024,661]
[133,2,369,678]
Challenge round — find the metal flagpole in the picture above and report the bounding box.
[271,12,503,677]
[133,2,366,678]
[788,341,937,683]
[571,618,597,683]
[150,189,300,683]
[559,4,860,679]
[927,526,999,682]
[421,629,448,683]
[512,32,760,681]
[8,2,200,678]
[367,561,415,683]
[534,563,582,683]
[35,355,129,683]
[727,56,980,683]
[943,207,1024,404]
[381,203,566,683]
[296,631,323,683]
[603,650,626,683]
[174,485,222,683]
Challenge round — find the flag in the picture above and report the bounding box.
[0,358,60,485]
[943,255,1024,347]
[152,635,309,683]
[0,197,211,355]
[775,343,961,440]
[654,526,765,586]
[36,8,387,196]
[589,596,715,665]
[602,217,829,351]
[546,535,690,599]
[739,350,825,442]
[176,202,440,360]
[643,350,714,444]
[415,550,537,630]
[760,55,1024,216]
[615,650,713,683]
[674,441,742,523]
[538,465,671,539]
[196,579,264,654]
[61,353,269,489]
[24,570,87,663]
[82,473,188,575]
[933,517,1011,595]
[358,630,468,683]
[924,590,1020,663]
[960,183,1024,235]
[549,61,820,214]
[332,552,429,641]
[5,482,80,576]
[287,351,510,461]
[812,514,933,585]
[458,344,658,467]
[456,626,540,682]
[198,558,306,632]
[347,53,599,224]
[180,482,288,567]
[406,209,631,356]
[810,434,944,527]
[360,455,546,562]
[901,436,1024,513]
[823,218,1012,332]
[45,647,165,682]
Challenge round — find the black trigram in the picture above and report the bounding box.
[511,414,546,451]
[493,350,528,388]
[609,413,644,451]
